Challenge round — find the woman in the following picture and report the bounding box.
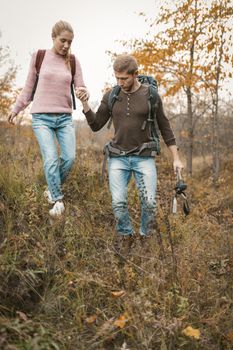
[8,20,88,216]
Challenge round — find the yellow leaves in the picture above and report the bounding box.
[182,326,201,339]
[113,313,129,329]
[111,290,126,298]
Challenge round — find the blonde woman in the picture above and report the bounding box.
[8,20,88,216]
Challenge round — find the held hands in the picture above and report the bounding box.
[8,112,17,125]
[75,87,89,102]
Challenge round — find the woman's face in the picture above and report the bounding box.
[52,30,73,56]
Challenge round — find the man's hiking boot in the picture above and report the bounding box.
[114,234,134,257]
[49,201,65,217]
[44,189,55,204]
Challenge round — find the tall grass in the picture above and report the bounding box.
[0,124,232,349]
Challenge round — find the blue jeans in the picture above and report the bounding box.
[108,156,157,236]
[32,113,76,201]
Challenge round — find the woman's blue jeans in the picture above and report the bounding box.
[32,113,76,201]
[108,156,157,236]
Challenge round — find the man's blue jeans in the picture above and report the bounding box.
[32,113,76,201]
[108,156,157,236]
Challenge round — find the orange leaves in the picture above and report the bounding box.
[207,42,215,52]
[224,55,230,63]
[111,290,126,298]
[85,290,127,328]
[113,313,129,329]
[131,0,232,99]
[85,315,97,324]
[182,326,201,339]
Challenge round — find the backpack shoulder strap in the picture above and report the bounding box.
[70,54,76,82]
[107,85,121,129]
[31,50,45,101]
[108,85,121,114]
[35,49,46,75]
[148,84,160,140]
[148,84,158,113]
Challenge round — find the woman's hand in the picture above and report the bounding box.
[8,112,17,125]
[75,87,89,101]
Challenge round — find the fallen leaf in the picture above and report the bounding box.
[86,315,97,324]
[111,290,126,298]
[16,311,28,322]
[0,202,5,211]
[114,313,129,329]
[226,330,233,341]
[182,326,200,339]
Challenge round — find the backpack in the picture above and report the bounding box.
[30,49,76,109]
[106,74,160,154]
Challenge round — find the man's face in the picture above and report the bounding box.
[114,70,137,92]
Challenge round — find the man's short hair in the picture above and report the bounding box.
[113,54,138,74]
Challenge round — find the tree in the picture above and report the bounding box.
[127,0,232,176]
[131,0,212,175]
[0,32,17,118]
[202,0,233,184]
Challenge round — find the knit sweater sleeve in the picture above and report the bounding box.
[156,95,176,147]
[12,52,37,115]
[74,57,86,88]
[84,92,111,131]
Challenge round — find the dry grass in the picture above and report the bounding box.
[0,123,232,350]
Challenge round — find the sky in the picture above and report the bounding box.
[1,0,232,119]
[0,0,159,117]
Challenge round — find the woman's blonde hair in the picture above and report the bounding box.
[52,20,74,68]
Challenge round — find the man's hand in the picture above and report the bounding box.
[168,145,184,174]
[8,112,17,125]
[173,159,184,174]
[75,87,89,101]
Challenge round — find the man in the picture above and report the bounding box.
[76,54,183,248]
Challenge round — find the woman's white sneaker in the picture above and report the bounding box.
[49,201,65,216]
[44,189,55,204]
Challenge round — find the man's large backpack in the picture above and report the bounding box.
[30,49,76,109]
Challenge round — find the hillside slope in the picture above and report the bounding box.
[0,124,232,350]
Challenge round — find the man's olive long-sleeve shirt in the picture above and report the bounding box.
[84,84,176,156]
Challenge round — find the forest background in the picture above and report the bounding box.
[0,0,233,349]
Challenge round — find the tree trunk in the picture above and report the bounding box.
[212,25,224,186]
[212,96,220,186]
[186,87,193,176]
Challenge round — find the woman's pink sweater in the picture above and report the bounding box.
[13,49,85,115]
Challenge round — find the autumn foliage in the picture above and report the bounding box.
[0,1,233,348]
[126,0,233,177]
